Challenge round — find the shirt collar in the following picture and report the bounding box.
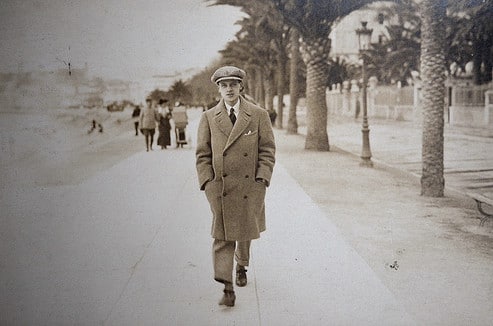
[225,99,240,115]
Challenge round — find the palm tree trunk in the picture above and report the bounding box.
[300,37,330,151]
[287,29,300,134]
[255,69,265,107]
[472,34,483,85]
[261,72,266,107]
[265,71,275,111]
[276,51,287,129]
[246,69,254,97]
[420,0,446,197]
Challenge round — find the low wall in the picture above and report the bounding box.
[449,105,493,127]
[372,105,415,121]
[324,82,492,129]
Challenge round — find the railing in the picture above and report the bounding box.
[278,80,493,128]
[374,86,413,106]
[451,84,490,107]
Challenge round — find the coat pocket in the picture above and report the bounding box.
[204,180,220,200]
[249,181,266,214]
[243,130,258,136]
[204,180,223,218]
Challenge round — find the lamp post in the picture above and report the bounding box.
[356,21,373,167]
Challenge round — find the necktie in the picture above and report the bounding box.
[229,107,236,126]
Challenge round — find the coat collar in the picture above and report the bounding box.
[213,97,252,150]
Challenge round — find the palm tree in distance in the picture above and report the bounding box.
[208,0,379,149]
[168,80,192,106]
[219,21,276,108]
[287,28,302,134]
[273,0,378,151]
[210,0,289,125]
[420,0,446,197]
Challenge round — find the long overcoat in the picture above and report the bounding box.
[139,107,159,129]
[196,98,275,241]
[157,113,172,146]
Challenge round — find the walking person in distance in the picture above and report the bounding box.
[132,105,141,136]
[157,99,172,150]
[139,97,159,152]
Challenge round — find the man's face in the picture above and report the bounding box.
[218,80,241,105]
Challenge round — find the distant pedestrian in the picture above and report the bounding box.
[132,105,141,136]
[87,119,103,134]
[157,110,172,149]
[173,102,188,148]
[87,119,97,134]
[195,65,276,307]
[139,98,159,151]
[267,107,277,125]
[355,99,361,119]
[157,100,171,149]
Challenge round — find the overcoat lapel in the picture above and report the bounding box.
[213,102,233,137]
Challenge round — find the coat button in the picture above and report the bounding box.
[243,153,248,157]
[223,192,227,197]
[223,174,228,177]
[245,175,249,178]
[243,195,248,199]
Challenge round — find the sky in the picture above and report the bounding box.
[0,0,243,81]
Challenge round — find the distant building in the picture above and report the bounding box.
[329,2,394,64]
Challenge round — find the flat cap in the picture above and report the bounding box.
[211,66,246,84]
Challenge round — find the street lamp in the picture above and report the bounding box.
[355,21,373,167]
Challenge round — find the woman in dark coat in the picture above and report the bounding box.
[157,112,172,149]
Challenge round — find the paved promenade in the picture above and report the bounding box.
[1,109,492,325]
[319,114,493,199]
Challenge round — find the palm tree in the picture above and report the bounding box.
[327,57,352,87]
[219,22,277,108]
[148,88,168,104]
[370,0,421,85]
[275,35,289,129]
[168,80,192,105]
[448,0,493,84]
[420,0,446,197]
[208,0,378,147]
[287,28,301,134]
[274,0,378,151]
[209,0,289,124]
[251,2,290,128]
[187,66,220,107]
[367,25,420,85]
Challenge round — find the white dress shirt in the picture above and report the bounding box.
[225,99,240,118]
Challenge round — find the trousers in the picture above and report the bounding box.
[212,239,251,284]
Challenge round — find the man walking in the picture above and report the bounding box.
[195,66,275,307]
[139,98,159,152]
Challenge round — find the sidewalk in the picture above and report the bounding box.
[295,114,493,199]
[1,109,492,325]
[273,127,493,326]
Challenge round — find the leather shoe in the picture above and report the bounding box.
[218,290,235,307]
[236,266,247,287]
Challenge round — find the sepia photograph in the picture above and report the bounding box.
[1,0,492,325]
